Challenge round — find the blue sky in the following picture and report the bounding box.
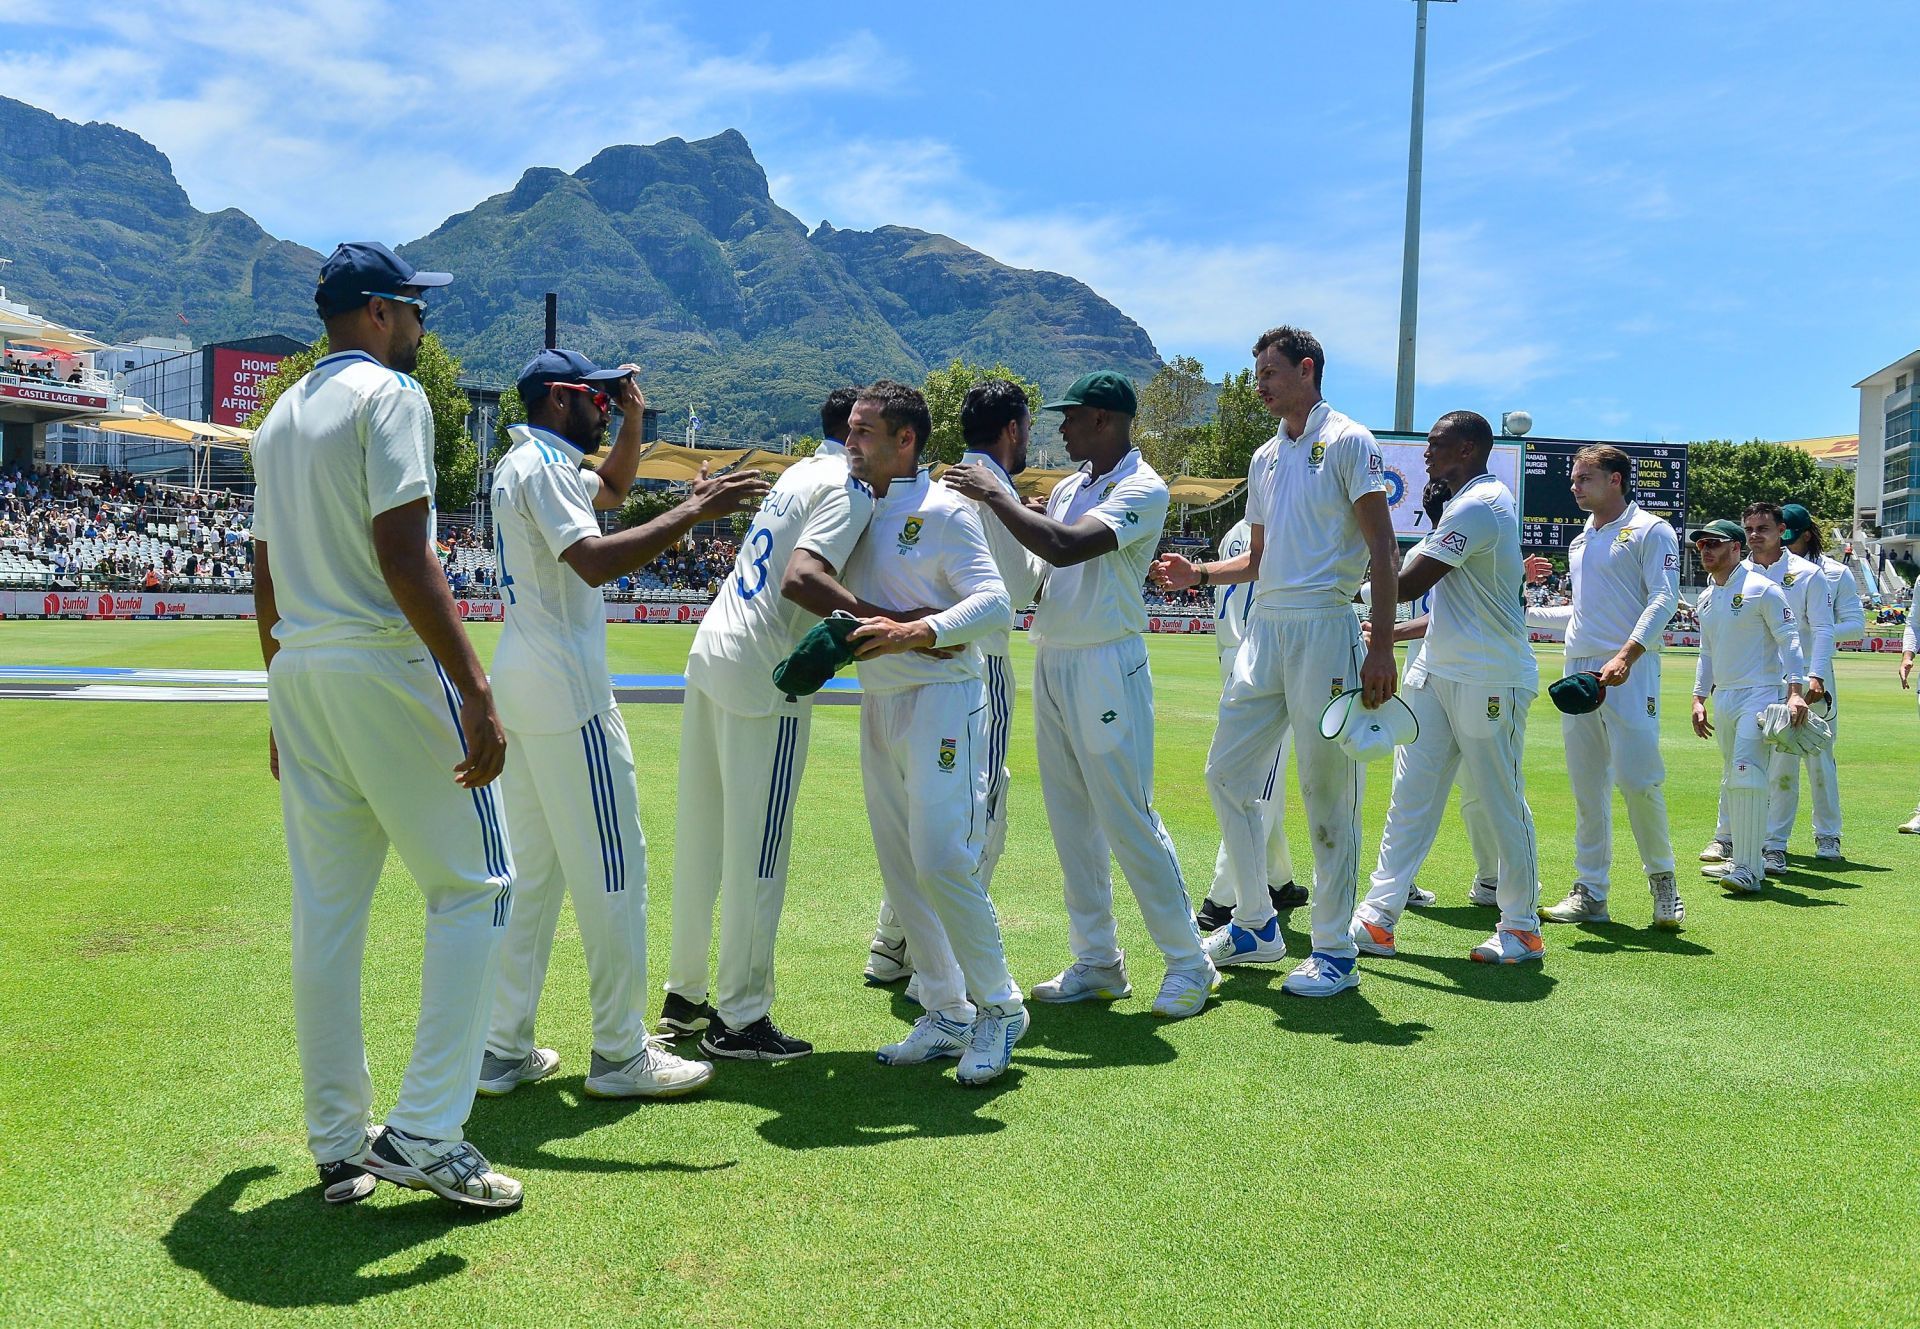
[2,0,1913,442]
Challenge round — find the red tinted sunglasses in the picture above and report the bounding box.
[551,382,611,412]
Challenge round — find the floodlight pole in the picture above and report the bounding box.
[1394,0,1453,434]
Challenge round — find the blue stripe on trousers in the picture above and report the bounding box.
[757,715,798,880]
[582,717,617,892]
[430,659,512,924]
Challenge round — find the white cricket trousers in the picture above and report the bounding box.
[487,707,650,1064]
[1562,653,1675,897]
[269,645,512,1166]
[1209,648,1295,903]
[874,651,1014,950]
[1032,636,1207,974]
[1205,606,1365,956]
[1359,675,1542,935]
[861,679,1022,1022]
[667,681,812,1028]
[1765,692,1841,848]
[1711,684,1778,877]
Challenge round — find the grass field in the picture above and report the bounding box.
[2,621,1917,1327]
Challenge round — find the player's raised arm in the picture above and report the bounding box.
[586,365,647,511]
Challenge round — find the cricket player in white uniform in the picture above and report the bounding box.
[1190,516,1301,933]
[1899,621,1920,834]
[1700,502,1833,875]
[1688,519,1810,893]
[1350,411,1545,966]
[867,379,1044,990]
[478,349,766,1101]
[1772,503,1865,859]
[662,388,878,1060]
[837,381,1026,1085]
[948,369,1218,1019]
[252,242,519,1209]
[1515,445,1684,929]
[1153,327,1399,997]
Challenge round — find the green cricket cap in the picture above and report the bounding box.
[1690,519,1745,545]
[1548,670,1607,716]
[1779,503,1814,542]
[1043,370,1137,416]
[771,613,861,699]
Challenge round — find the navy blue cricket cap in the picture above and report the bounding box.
[314,242,453,317]
[516,349,630,407]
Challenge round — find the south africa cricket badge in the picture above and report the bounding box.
[938,737,956,772]
[1330,676,1345,698]
[1646,697,1657,717]
[1487,695,1502,720]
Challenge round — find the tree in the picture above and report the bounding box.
[248,334,481,511]
[1683,439,1854,531]
[1190,368,1273,482]
[788,435,821,459]
[1134,355,1210,475]
[920,358,1044,465]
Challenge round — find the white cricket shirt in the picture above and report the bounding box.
[846,470,1010,695]
[1694,567,1805,695]
[488,424,610,734]
[1403,473,1537,692]
[687,445,875,716]
[1745,550,1835,683]
[1213,518,1256,656]
[1817,554,1866,645]
[251,350,436,651]
[956,450,1045,658]
[1556,502,1679,656]
[1248,401,1388,611]
[1029,448,1168,648]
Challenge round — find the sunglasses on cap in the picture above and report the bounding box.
[550,381,611,412]
[365,291,428,323]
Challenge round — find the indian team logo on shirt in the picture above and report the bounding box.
[1487,695,1502,720]
[897,516,923,553]
[938,737,956,771]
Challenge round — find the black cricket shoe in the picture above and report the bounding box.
[1195,898,1233,932]
[699,1015,813,1062]
[317,1156,376,1204]
[1270,881,1309,911]
[657,993,717,1038]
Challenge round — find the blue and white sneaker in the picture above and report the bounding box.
[956,1007,1029,1086]
[1280,952,1359,997]
[876,1013,969,1066]
[1201,916,1287,967]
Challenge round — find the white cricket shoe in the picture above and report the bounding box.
[1405,885,1438,909]
[864,933,913,985]
[1150,967,1218,1020]
[1351,914,1397,957]
[1467,878,1500,907]
[1281,953,1359,997]
[1814,835,1843,861]
[362,1127,522,1210]
[1649,873,1685,930]
[1717,867,1765,895]
[1698,837,1732,864]
[876,1013,969,1066]
[1762,848,1788,875]
[1699,859,1735,879]
[1540,884,1609,925]
[1201,917,1287,967]
[1899,813,1920,835]
[476,1047,559,1097]
[1469,928,1545,965]
[584,1039,714,1098]
[956,1007,1030,1086]
[1031,958,1131,1003]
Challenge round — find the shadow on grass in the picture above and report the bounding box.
[163,1165,499,1308]
[1564,921,1714,957]
[695,1049,1020,1150]
[472,1077,741,1176]
[1397,903,1500,934]
[1721,880,1845,908]
[1360,950,1558,1004]
[1219,970,1433,1047]
[1015,1000,1179,1069]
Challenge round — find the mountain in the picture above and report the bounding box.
[0,97,1162,438]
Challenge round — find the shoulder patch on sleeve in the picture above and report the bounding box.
[1439,530,1468,555]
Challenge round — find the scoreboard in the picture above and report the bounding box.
[1520,439,1688,550]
